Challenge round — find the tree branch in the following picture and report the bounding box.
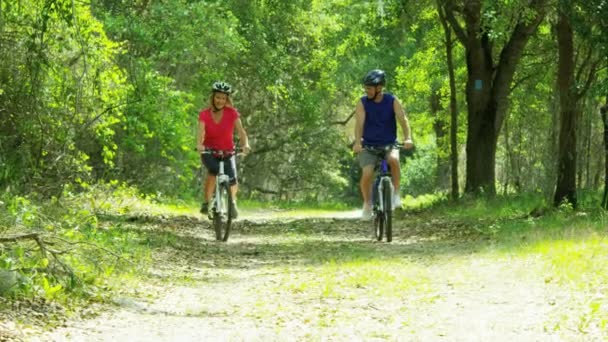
[509,72,537,92]
[251,186,279,195]
[442,0,467,44]
[576,58,601,100]
[330,110,355,125]
[0,233,46,257]
[50,236,134,265]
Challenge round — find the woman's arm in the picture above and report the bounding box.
[235,118,250,153]
[197,119,206,151]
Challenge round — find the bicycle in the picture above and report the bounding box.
[366,144,412,242]
[200,148,239,242]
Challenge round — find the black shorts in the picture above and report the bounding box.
[201,153,238,185]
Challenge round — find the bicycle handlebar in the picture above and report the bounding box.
[198,146,249,158]
[363,143,416,157]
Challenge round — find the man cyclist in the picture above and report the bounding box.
[353,69,414,220]
[197,81,250,219]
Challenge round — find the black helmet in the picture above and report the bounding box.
[212,81,232,94]
[362,69,386,86]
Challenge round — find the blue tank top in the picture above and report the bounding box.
[361,93,397,146]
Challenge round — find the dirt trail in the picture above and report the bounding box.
[23,210,589,341]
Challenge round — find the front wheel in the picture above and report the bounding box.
[373,209,384,241]
[382,178,393,242]
[213,182,233,241]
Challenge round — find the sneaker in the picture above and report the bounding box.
[207,199,215,220]
[229,200,238,219]
[393,194,402,209]
[361,203,373,220]
[208,208,214,220]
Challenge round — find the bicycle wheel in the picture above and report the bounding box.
[373,211,384,241]
[374,204,384,241]
[382,178,393,242]
[213,182,233,241]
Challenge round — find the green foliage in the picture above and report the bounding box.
[1,0,607,205]
[401,143,439,196]
[0,192,150,305]
[0,0,128,195]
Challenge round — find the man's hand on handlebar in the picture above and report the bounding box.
[353,141,363,154]
[402,139,414,150]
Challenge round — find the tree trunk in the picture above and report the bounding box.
[553,11,578,208]
[503,115,511,194]
[585,101,593,189]
[601,103,608,209]
[444,0,547,195]
[431,90,450,191]
[437,1,459,200]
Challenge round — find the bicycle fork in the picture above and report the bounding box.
[214,161,230,216]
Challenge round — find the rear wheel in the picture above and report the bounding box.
[213,182,233,241]
[382,178,393,242]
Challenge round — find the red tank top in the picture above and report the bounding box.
[198,107,240,150]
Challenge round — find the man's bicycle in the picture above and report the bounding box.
[200,148,238,242]
[366,144,413,242]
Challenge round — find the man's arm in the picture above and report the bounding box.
[235,118,251,154]
[353,100,365,153]
[393,98,413,149]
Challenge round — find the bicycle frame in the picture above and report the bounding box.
[366,144,400,242]
[214,159,228,217]
[205,150,234,218]
[374,159,394,214]
[200,148,238,241]
[367,146,396,213]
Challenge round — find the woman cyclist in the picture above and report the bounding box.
[197,81,250,219]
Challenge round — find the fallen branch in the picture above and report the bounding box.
[50,236,134,265]
[0,233,47,257]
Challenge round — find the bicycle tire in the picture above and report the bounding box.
[373,211,384,241]
[382,178,393,242]
[213,182,233,241]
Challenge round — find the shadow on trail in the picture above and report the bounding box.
[102,212,490,271]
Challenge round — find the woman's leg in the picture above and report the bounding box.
[205,175,216,202]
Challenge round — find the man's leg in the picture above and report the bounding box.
[360,165,374,205]
[358,150,377,219]
[387,149,401,208]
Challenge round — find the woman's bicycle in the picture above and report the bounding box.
[366,144,412,242]
[200,148,238,242]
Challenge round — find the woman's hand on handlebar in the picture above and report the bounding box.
[240,144,251,155]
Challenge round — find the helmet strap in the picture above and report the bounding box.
[372,86,382,101]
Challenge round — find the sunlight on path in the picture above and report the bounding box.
[239,208,361,221]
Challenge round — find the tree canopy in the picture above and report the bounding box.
[1,0,606,206]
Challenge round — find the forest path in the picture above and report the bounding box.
[28,209,586,341]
